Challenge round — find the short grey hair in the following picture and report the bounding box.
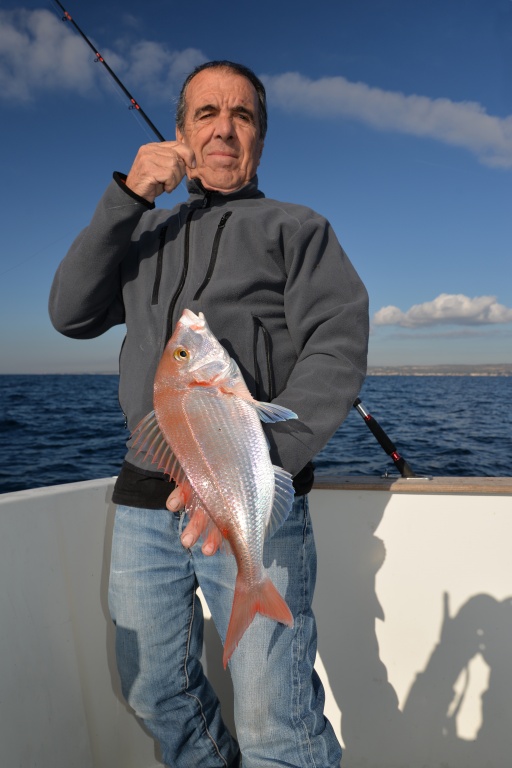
[176,60,268,140]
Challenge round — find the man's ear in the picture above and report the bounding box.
[176,127,184,143]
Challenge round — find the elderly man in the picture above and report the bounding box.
[50,60,369,768]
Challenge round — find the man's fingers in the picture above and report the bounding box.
[180,509,224,555]
[167,486,223,555]
[201,526,223,556]
[125,141,196,202]
[180,511,208,549]
[166,485,185,512]
[172,141,196,170]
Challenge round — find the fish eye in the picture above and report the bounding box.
[173,346,190,361]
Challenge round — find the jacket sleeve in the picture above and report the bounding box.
[266,213,369,478]
[49,175,153,339]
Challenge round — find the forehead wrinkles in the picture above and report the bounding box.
[184,72,258,120]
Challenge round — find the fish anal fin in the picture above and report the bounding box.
[222,575,293,668]
[265,465,295,539]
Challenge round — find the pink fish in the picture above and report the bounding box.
[133,309,296,667]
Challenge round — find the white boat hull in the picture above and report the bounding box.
[1,476,511,767]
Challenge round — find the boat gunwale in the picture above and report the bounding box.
[314,475,512,495]
[2,475,512,500]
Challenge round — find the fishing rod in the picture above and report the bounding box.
[53,0,165,142]
[353,398,416,477]
[55,3,416,478]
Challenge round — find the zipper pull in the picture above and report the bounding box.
[202,191,212,208]
[218,212,231,228]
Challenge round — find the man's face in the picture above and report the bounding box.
[176,68,264,193]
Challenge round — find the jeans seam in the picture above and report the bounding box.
[291,497,317,768]
[183,585,229,767]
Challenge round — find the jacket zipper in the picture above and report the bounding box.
[165,209,195,341]
[164,191,212,340]
[253,316,274,401]
[193,211,232,301]
[151,225,168,306]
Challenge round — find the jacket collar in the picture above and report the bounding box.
[186,175,264,204]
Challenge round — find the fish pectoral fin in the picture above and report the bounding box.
[130,410,186,485]
[218,378,253,399]
[265,465,295,539]
[253,401,298,424]
[217,380,298,425]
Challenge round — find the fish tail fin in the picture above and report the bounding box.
[222,575,293,668]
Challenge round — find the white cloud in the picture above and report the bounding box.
[262,72,512,168]
[373,294,512,328]
[0,9,98,100]
[4,10,512,168]
[0,9,205,104]
[121,42,205,101]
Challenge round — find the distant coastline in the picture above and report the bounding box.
[368,364,512,377]
[1,364,512,377]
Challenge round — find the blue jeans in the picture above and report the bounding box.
[108,495,342,767]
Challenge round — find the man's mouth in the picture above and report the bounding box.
[208,152,237,158]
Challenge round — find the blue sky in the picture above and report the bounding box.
[1,0,511,373]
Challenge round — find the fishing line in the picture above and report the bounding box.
[3,0,184,284]
[51,0,165,141]
[96,60,160,144]
[51,0,188,193]
[0,234,77,280]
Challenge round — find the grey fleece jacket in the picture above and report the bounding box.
[49,174,369,481]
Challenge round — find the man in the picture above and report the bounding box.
[50,60,369,767]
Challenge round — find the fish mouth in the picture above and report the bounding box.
[179,309,205,331]
[175,309,230,378]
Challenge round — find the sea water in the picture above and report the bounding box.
[1,374,511,494]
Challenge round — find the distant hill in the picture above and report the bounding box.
[368,364,512,376]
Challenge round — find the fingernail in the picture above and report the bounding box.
[203,542,214,555]
[181,533,194,549]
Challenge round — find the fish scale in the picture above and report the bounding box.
[162,388,271,527]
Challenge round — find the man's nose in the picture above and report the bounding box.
[213,113,234,140]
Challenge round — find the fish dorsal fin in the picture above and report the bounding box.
[265,465,295,539]
[130,410,186,486]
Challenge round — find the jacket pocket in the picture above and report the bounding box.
[252,315,275,401]
[117,334,128,427]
